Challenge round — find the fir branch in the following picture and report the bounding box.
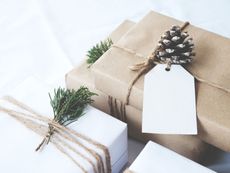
[86,38,113,67]
[49,86,97,126]
[36,86,97,151]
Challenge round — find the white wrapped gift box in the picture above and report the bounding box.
[127,141,216,173]
[0,77,127,173]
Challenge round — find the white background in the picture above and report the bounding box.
[0,0,230,172]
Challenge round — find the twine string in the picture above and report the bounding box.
[107,22,191,122]
[108,96,126,122]
[0,96,112,173]
[125,22,190,105]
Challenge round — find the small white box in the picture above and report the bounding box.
[0,77,128,173]
[127,141,216,173]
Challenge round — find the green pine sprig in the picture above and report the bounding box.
[36,86,97,151]
[49,86,97,126]
[86,38,113,67]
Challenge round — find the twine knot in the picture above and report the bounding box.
[0,96,112,173]
[126,21,192,105]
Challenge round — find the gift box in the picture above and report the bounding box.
[91,11,230,151]
[66,20,209,161]
[125,141,216,173]
[0,77,127,173]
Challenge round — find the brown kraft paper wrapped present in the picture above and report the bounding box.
[91,11,230,152]
[66,20,209,161]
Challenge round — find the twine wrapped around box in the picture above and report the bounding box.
[108,21,194,122]
[92,11,230,151]
[0,96,111,173]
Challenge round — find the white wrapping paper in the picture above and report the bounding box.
[0,77,127,173]
[128,141,216,173]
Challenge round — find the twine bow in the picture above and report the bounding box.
[125,21,191,105]
[107,22,192,121]
[129,21,190,72]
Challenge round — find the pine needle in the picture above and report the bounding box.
[86,38,113,67]
[49,86,97,126]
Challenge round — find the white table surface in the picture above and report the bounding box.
[0,0,229,172]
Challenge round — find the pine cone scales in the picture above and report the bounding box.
[155,25,195,70]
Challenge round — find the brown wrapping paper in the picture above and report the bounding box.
[92,11,230,151]
[66,20,209,161]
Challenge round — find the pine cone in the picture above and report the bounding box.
[155,25,195,71]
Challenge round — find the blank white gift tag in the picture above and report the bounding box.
[142,65,197,134]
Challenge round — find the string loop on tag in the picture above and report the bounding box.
[126,21,193,105]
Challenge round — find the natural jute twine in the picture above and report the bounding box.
[108,22,190,122]
[108,96,126,122]
[125,22,190,105]
[0,96,111,173]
